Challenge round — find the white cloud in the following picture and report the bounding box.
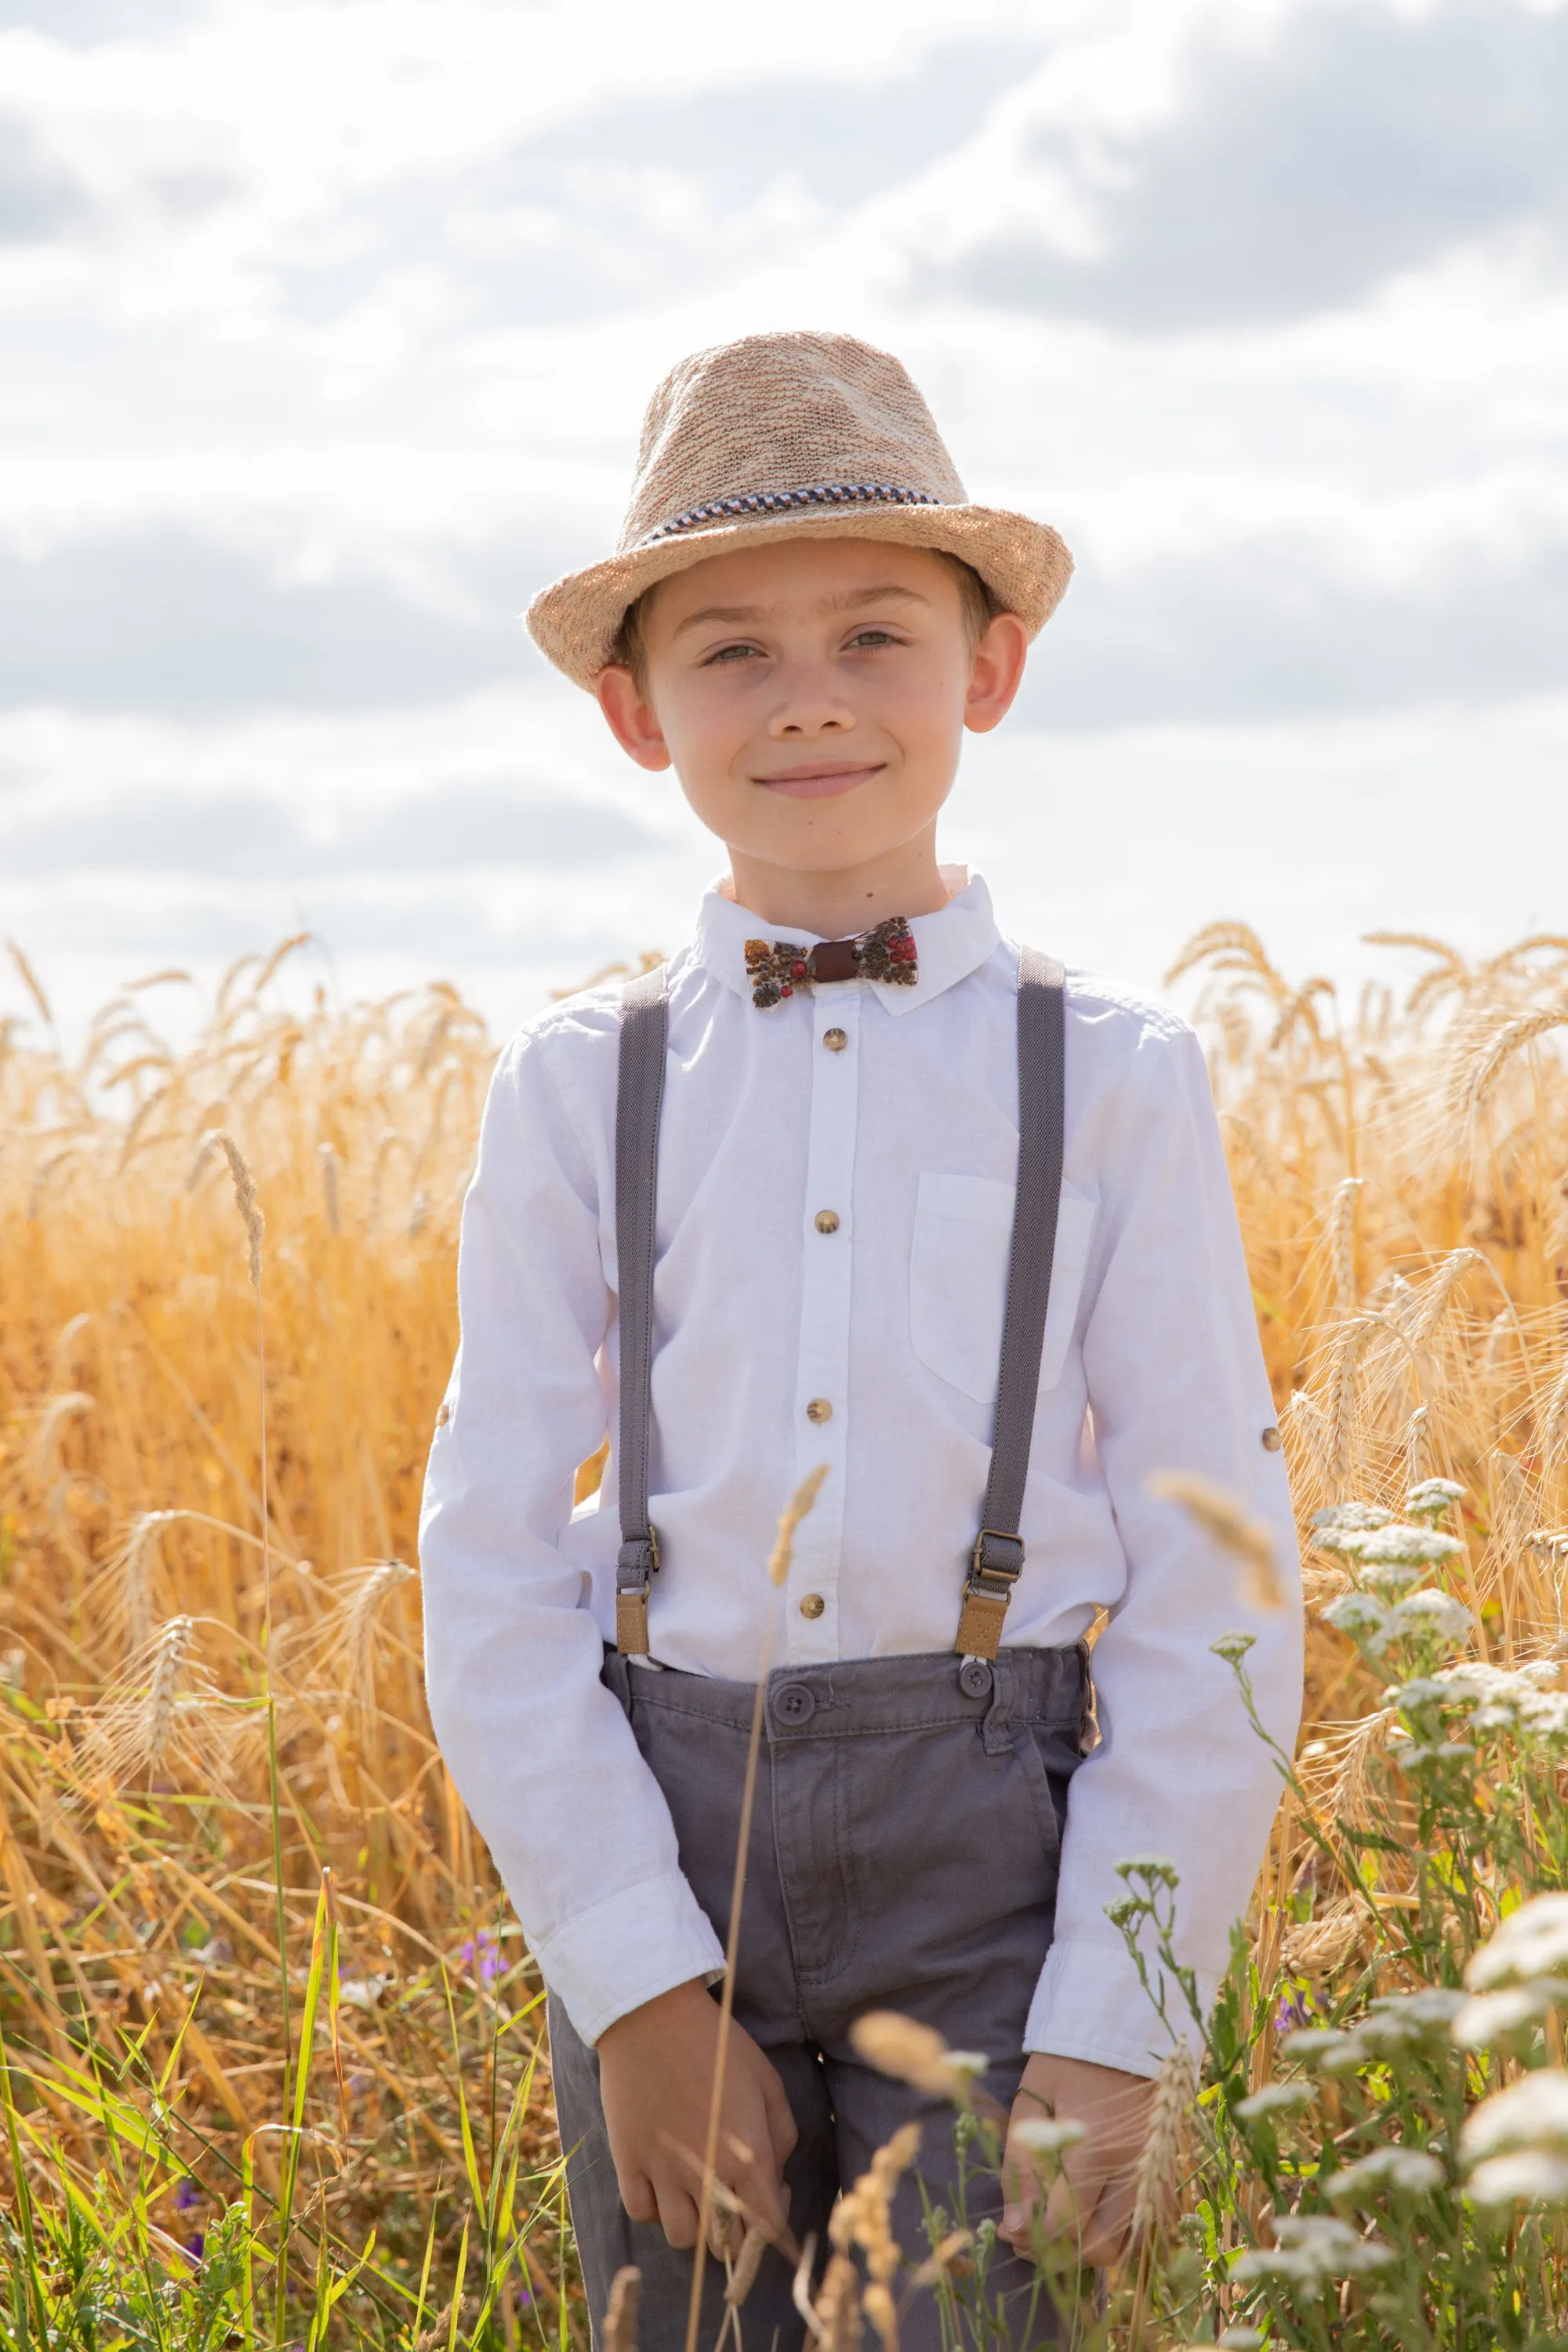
[1,0,1566,1028]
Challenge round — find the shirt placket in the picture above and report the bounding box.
[785,983,862,1662]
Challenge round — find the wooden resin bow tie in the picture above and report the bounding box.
[744,916,918,1009]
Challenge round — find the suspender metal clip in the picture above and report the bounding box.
[955,1529,1024,1663]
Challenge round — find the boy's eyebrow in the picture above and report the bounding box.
[668,584,931,641]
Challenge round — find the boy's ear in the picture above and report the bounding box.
[964,612,1029,737]
[596,666,673,771]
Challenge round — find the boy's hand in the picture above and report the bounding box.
[595,1978,797,2256]
[1000,2053,1155,2267]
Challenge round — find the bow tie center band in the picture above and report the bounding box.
[744,916,917,1009]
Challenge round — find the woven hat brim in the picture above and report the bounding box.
[525,503,1074,692]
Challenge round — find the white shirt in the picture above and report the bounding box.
[419,873,1303,2074]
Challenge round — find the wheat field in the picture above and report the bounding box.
[2,921,1566,2343]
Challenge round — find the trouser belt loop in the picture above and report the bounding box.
[980,1651,1017,1755]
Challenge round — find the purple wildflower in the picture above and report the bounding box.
[459,1927,503,1983]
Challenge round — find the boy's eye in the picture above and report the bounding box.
[703,641,762,666]
[848,628,900,649]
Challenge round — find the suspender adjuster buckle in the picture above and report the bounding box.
[616,1530,662,1590]
[970,1528,1025,1586]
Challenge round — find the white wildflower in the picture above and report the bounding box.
[1468,1896,1568,1991]
[1355,1523,1465,1570]
[1461,2070,1568,2173]
[1013,2116,1087,2159]
[1451,1979,1568,2049]
[1446,1660,1555,1697]
[1516,1691,1568,1742]
[337,1973,391,2012]
[1217,2333,1265,2350]
[1211,1629,1257,1664]
[1235,2215,1392,2286]
[1359,1557,1428,1595]
[1327,2147,1445,2200]
[1406,1478,1465,1523]
[1389,1675,1457,1708]
[1395,1740,1476,1769]
[1317,2031,1376,2076]
[1236,2081,1316,2121]
[1467,2150,1568,2209]
[1312,1504,1394,1539]
[1279,2025,1353,2067]
[1358,1988,1465,2053]
[1323,1592,1392,1647]
[1385,1590,1472,1644]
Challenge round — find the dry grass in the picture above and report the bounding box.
[1,920,1566,2337]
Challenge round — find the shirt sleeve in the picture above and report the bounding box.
[418,1025,725,2044]
[1024,1017,1304,2076]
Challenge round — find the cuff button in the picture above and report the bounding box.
[1261,1425,1282,1452]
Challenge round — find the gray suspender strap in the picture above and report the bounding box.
[614,964,670,1655]
[954,946,1068,1661]
[610,946,1066,1663]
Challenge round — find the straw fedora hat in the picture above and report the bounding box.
[526,329,1073,691]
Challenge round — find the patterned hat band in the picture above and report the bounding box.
[641,482,942,546]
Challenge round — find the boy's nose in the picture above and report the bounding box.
[764,653,858,739]
[768,695,855,738]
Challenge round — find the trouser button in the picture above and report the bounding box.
[772,1681,816,1726]
[959,1657,994,1699]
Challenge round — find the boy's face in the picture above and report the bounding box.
[595,538,1026,882]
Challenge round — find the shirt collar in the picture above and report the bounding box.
[691,866,1000,1017]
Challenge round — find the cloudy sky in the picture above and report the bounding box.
[2,0,1565,1042]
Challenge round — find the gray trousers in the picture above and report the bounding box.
[548,1644,1091,2350]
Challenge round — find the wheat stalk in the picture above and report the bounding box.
[1131,2042,1196,2242]
[1465,1007,1568,1113]
[1327,1177,1363,1318]
[1148,1470,1284,1612]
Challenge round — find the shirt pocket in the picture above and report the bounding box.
[908,1171,1098,1406]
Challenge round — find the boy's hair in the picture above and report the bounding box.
[609,548,996,696]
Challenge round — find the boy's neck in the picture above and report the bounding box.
[724,833,953,940]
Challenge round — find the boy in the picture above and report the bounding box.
[420,330,1302,2345]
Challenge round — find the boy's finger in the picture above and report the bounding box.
[1078,2172,1138,2268]
[731,2149,789,2238]
[654,2177,703,2251]
[1035,2152,1100,2256]
[758,2063,800,2165]
[617,2165,659,2229]
[997,2143,1042,2245]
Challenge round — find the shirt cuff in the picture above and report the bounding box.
[1024,1936,1216,2080]
[531,1871,728,2047]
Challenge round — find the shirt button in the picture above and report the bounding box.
[799,1592,826,1620]
[822,1028,848,1052]
[435,1402,451,1428]
[806,1398,833,1424]
[1261,1425,1283,1453]
[815,1209,840,1235]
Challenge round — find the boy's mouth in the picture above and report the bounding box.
[753,763,884,801]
